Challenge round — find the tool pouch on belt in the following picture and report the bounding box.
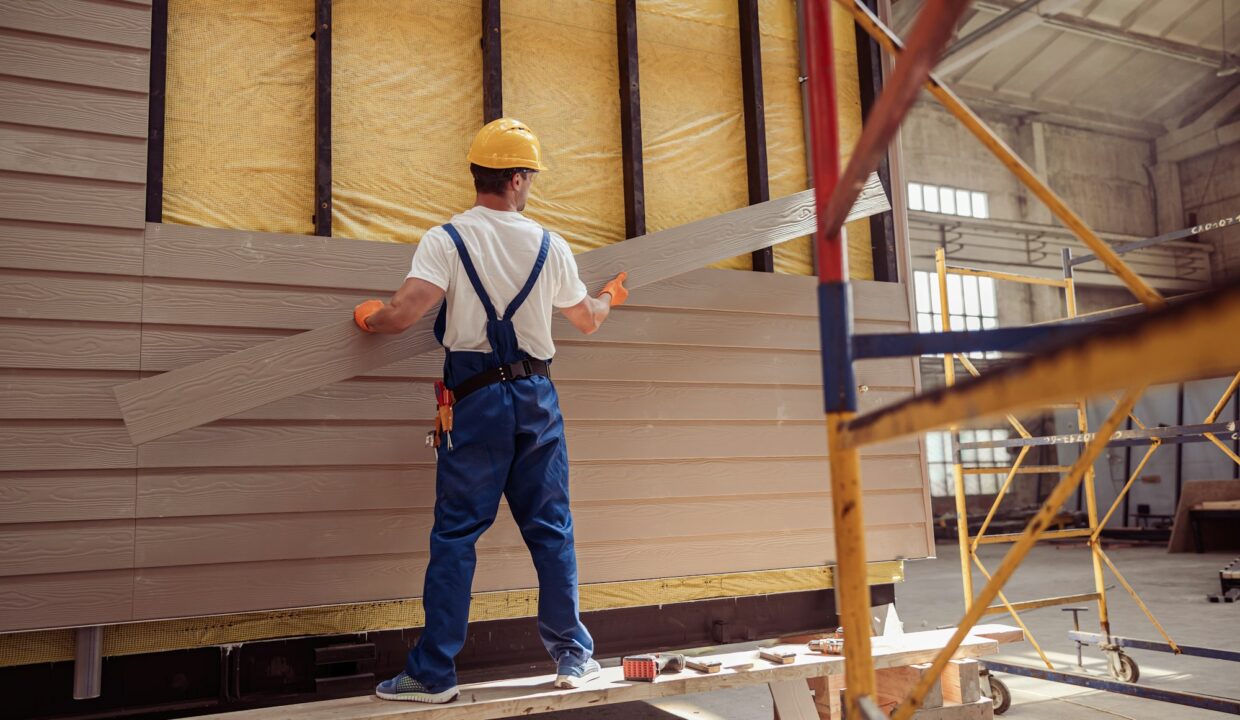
[427,380,455,452]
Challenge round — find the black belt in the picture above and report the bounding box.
[452,358,551,401]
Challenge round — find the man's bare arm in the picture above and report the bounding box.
[355,278,446,334]
[559,272,628,335]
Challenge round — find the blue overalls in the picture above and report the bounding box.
[406,223,594,692]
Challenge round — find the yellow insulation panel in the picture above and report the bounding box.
[503,0,626,253]
[159,2,873,276]
[635,0,870,278]
[332,0,481,243]
[161,0,315,235]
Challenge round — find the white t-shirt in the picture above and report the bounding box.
[407,206,588,360]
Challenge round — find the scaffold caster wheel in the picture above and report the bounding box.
[1110,652,1140,683]
[989,675,1012,715]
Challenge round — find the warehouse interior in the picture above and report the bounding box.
[0,0,1238,719]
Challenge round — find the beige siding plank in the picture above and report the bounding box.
[140,279,902,351]
[0,319,140,370]
[0,369,137,419]
[141,224,904,321]
[117,184,892,444]
[0,75,147,138]
[0,28,149,92]
[0,421,137,471]
[136,455,925,518]
[134,421,919,469]
[0,270,142,323]
[0,0,151,49]
[223,380,909,423]
[0,123,146,183]
[0,469,135,523]
[132,525,921,620]
[137,326,912,387]
[0,220,143,275]
[0,171,145,229]
[0,519,134,576]
[134,493,927,569]
[0,568,132,631]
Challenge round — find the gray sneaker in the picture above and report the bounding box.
[375,671,458,703]
[554,657,601,689]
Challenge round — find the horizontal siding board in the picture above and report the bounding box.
[0,270,142,323]
[0,75,147,138]
[131,525,922,620]
[134,493,927,569]
[0,171,145,229]
[223,380,911,423]
[142,223,905,322]
[0,519,134,576]
[0,421,137,471]
[0,568,132,631]
[0,123,147,183]
[0,469,135,523]
[0,369,138,419]
[0,0,152,49]
[0,27,149,92]
[134,421,919,469]
[0,319,140,370]
[138,279,900,348]
[136,455,925,518]
[0,220,143,275]
[139,326,914,388]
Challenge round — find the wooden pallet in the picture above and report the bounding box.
[198,625,1020,720]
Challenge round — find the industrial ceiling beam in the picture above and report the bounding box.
[972,0,1240,69]
[1156,82,1240,162]
[940,85,1164,139]
[936,0,1082,75]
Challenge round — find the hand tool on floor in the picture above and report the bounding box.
[759,649,797,664]
[622,653,685,681]
[686,659,722,674]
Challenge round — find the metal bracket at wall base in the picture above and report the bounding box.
[72,626,102,700]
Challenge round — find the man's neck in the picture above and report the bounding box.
[474,193,519,212]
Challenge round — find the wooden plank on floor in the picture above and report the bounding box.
[192,628,1009,720]
[116,180,890,444]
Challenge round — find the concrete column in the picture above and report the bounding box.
[1149,161,1184,235]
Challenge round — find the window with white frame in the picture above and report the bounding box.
[924,429,1012,497]
[908,182,989,219]
[912,270,999,359]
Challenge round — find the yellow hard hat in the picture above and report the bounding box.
[467,118,545,171]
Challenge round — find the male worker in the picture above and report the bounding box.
[352,118,629,704]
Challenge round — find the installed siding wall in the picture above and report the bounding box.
[0,0,931,636]
[2,220,931,632]
[0,0,151,632]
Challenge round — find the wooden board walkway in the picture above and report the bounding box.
[199,625,1021,720]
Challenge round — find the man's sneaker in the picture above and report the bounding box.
[375,671,458,703]
[554,657,601,689]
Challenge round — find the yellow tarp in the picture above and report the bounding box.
[503,0,626,252]
[162,1,873,278]
[332,0,481,243]
[162,0,315,235]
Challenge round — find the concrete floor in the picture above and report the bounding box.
[528,543,1240,719]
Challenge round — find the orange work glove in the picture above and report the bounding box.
[598,271,629,307]
[353,300,384,332]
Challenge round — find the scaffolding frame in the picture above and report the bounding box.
[807,1,1240,718]
[935,247,1240,678]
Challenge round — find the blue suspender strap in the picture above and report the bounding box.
[504,230,551,320]
[442,223,499,321]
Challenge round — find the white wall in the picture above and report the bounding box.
[1180,143,1240,281]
